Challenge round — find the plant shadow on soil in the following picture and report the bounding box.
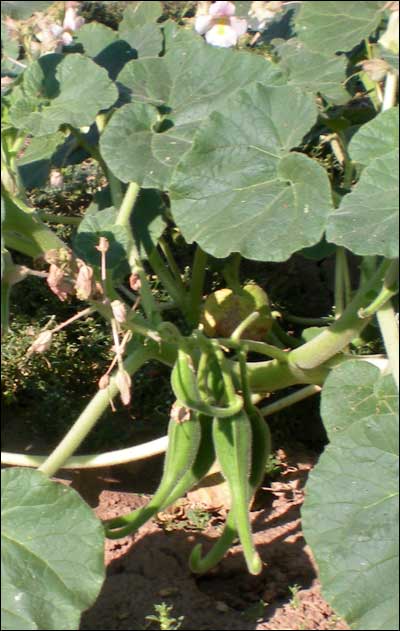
[77,439,348,631]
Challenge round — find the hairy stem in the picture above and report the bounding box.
[38,347,153,477]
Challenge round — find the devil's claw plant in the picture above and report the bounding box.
[1,1,399,630]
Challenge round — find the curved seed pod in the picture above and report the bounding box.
[189,407,271,574]
[213,410,262,575]
[105,409,202,539]
[171,346,243,418]
[158,414,215,511]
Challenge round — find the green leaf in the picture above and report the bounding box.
[348,107,399,167]
[17,132,66,189]
[73,207,131,278]
[130,188,167,260]
[302,361,399,631]
[100,30,282,187]
[74,23,136,79]
[327,148,399,258]
[1,1,54,19]
[75,22,118,58]
[1,22,22,75]
[295,1,384,55]
[276,39,349,103]
[119,21,163,58]
[1,468,105,631]
[120,0,163,27]
[9,54,118,136]
[170,83,333,262]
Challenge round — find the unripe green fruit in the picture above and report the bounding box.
[201,284,273,341]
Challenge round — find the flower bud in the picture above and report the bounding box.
[111,300,127,324]
[96,236,110,253]
[75,261,94,301]
[98,374,110,389]
[129,273,142,292]
[116,369,132,406]
[28,330,53,354]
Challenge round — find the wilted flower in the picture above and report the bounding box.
[75,260,94,301]
[49,169,64,189]
[36,3,84,54]
[111,300,127,324]
[129,272,142,292]
[249,1,284,29]
[195,1,248,48]
[358,58,390,82]
[28,330,53,354]
[116,369,132,406]
[379,4,399,54]
[47,264,74,302]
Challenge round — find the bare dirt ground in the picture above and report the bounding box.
[76,447,349,631]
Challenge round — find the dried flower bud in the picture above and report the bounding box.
[98,374,110,389]
[111,300,127,324]
[129,273,142,292]
[75,261,94,301]
[49,169,64,188]
[47,264,73,301]
[170,401,191,424]
[96,237,109,253]
[116,369,132,406]
[28,330,53,354]
[358,59,390,82]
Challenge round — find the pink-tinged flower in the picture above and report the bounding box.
[195,1,248,48]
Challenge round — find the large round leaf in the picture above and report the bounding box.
[100,29,282,188]
[276,39,349,103]
[295,1,385,55]
[1,468,105,631]
[327,108,399,258]
[9,54,118,136]
[302,361,399,631]
[170,83,333,262]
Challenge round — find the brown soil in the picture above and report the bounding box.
[74,447,350,631]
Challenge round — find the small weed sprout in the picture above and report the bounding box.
[145,603,184,631]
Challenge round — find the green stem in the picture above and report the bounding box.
[283,314,334,326]
[289,260,390,370]
[70,126,124,208]
[271,321,302,348]
[335,247,346,318]
[187,245,208,327]
[223,253,242,292]
[217,338,289,363]
[377,301,399,391]
[38,347,153,477]
[148,247,188,314]
[159,237,185,286]
[115,183,160,322]
[2,436,169,469]
[231,312,260,341]
[2,189,66,255]
[260,384,321,417]
[38,212,82,226]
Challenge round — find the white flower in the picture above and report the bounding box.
[36,6,84,55]
[195,1,247,48]
[379,8,399,54]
